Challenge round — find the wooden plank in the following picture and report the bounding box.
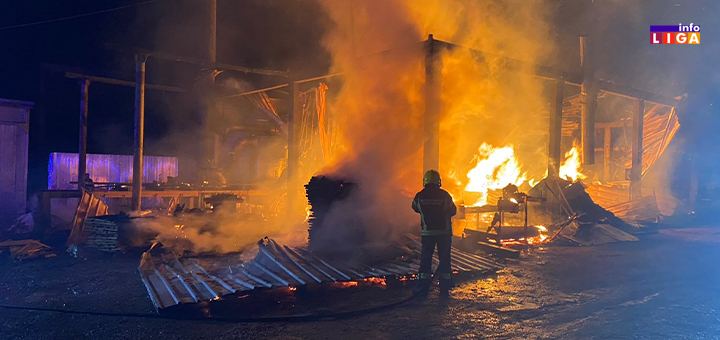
[477,241,521,258]
[549,79,564,175]
[580,36,597,165]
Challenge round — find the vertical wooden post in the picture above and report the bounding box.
[630,98,644,199]
[78,78,90,191]
[548,79,564,176]
[580,36,597,165]
[423,34,442,173]
[603,127,612,181]
[207,0,216,63]
[132,55,147,212]
[287,80,300,216]
[201,0,219,172]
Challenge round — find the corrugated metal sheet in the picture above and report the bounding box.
[585,182,631,208]
[561,97,679,177]
[139,236,502,310]
[48,152,178,190]
[605,195,661,222]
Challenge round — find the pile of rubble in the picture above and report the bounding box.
[529,177,639,246]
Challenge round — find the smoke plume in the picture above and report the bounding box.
[313,0,555,241]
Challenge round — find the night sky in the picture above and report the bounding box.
[0,0,718,197]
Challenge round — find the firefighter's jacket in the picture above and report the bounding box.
[412,184,457,236]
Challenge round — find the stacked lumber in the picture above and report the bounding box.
[304,176,358,252]
[84,218,120,252]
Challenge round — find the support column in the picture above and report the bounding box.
[423,34,442,173]
[630,98,644,200]
[548,79,564,176]
[132,55,147,211]
[287,80,300,216]
[201,0,219,174]
[580,36,597,165]
[78,78,90,191]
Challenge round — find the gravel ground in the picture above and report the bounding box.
[1,227,719,339]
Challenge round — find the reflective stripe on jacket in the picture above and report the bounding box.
[412,184,457,236]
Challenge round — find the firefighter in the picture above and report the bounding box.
[412,169,457,298]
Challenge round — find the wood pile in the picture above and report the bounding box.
[559,222,638,246]
[0,239,54,260]
[304,176,357,252]
[84,218,120,252]
[67,190,109,246]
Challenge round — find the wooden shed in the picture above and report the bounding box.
[0,99,33,227]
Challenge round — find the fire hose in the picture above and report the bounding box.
[0,293,417,323]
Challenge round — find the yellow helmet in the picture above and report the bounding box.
[423,170,442,187]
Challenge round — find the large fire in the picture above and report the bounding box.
[460,143,585,208]
[558,145,586,181]
[464,143,531,207]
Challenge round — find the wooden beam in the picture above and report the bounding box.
[596,80,682,108]
[423,34,442,173]
[432,38,680,108]
[477,241,521,258]
[295,72,344,84]
[202,0,220,171]
[131,55,147,211]
[65,72,186,93]
[630,99,645,199]
[221,84,289,100]
[287,79,300,217]
[580,36,597,165]
[548,79,564,175]
[104,43,287,77]
[78,79,90,192]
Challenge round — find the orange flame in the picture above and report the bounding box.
[303,204,312,223]
[464,143,531,206]
[490,225,549,246]
[558,145,586,181]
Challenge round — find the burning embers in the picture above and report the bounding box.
[487,225,549,247]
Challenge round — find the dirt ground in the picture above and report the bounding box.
[1,227,720,340]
